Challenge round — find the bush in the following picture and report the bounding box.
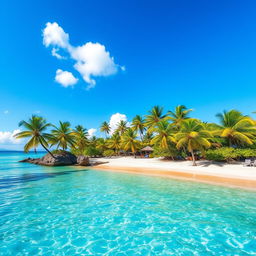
[236,148,256,159]
[83,146,101,157]
[153,145,179,159]
[205,147,256,162]
[103,149,115,157]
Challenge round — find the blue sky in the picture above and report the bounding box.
[0,0,256,149]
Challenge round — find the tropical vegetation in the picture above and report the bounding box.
[15,106,256,165]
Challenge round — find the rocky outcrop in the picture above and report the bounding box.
[19,157,41,164]
[19,151,90,166]
[77,155,90,166]
[40,152,77,166]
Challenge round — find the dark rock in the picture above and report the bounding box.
[19,158,40,164]
[40,152,77,166]
[20,151,78,166]
[77,155,90,166]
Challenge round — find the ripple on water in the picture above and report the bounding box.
[0,153,256,255]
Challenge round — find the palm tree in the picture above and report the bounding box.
[96,138,108,152]
[51,121,76,150]
[151,120,175,149]
[216,110,256,147]
[142,131,154,146]
[15,115,54,157]
[132,115,145,141]
[72,125,89,153]
[168,105,192,127]
[145,106,166,131]
[201,122,223,147]
[121,128,140,157]
[100,121,111,138]
[89,136,98,147]
[117,120,128,135]
[107,133,121,154]
[175,119,212,165]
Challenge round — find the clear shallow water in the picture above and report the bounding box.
[0,152,256,256]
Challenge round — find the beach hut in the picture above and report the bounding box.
[141,146,153,157]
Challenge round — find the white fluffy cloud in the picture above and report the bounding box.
[88,128,97,138]
[109,113,128,134]
[43,22,69,48]
[0,129,22,145]
[71,42,118,89]
[55,69,78,87]
[43,22,123,89]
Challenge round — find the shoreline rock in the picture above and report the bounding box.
[19,152,90,167]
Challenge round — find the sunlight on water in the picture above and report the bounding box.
[0,152,255,255]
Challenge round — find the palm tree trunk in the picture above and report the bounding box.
[40,142,55,158]
[140,131,143,142]
[191,150,196,166]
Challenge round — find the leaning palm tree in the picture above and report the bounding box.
[72,125,89,154]
[175,119,212,166]
[168,105,192,127]
[50,121,76,150]
[216,110,256,147]
[121,128,140,157]
[132,115,145,141]
[14,115,54,157]
[145,106,167,131]
[151,120,175,149]
[100,121,111,138]
[117,120,128,135]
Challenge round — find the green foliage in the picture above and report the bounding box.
[100,121,111,137]
[153,144,179,159]
[83,146,101,157]
[121,128,140,155]
[236,148,256,158]
[51,149,69,155]
[168,105,192,127]
[15,107,256,162]
[103,149,115,157]
[205,147,256,162]
[15,115,54,156]
[205,147,238,162]
[216,110,256,146]
[50,121,76,150]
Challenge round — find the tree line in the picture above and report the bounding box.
[15,105,256,165]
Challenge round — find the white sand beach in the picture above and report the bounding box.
[91,157,256,190]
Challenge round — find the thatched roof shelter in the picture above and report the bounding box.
[141,146,153,152]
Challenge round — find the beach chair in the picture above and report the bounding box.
[243,159,252,167]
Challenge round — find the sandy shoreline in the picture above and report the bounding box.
[91,157,256,191]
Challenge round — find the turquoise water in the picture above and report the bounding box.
[0,152,255,255]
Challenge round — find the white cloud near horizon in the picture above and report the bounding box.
[109,113,128,134]
[0,129,23,145]
[88,128,97,138]
[43,22,124,89]
[55,69,78,87]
